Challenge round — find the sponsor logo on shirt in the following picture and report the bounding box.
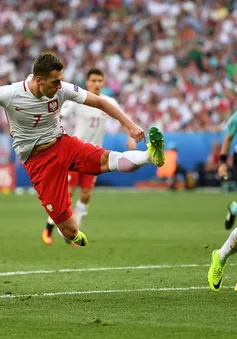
[74,84,78,92]
[48,99,59,113]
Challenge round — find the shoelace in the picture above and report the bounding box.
[212,267,223,279]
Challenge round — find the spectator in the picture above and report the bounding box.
[0,0,236,133]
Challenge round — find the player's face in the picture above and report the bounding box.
[86,74,104,96]
[38,69,63,98]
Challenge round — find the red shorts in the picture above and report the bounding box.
[68,171,97,189]
[24,135,105,224]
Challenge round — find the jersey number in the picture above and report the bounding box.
[90,117,100,128]
[33,114,42,128]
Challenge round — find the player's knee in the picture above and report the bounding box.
[81,189,92,204]
[100,150,110,172]
[68,186,75,197]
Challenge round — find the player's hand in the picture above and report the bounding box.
[127,124,146,143]
[218,163,228,179]
[126,137,137,150]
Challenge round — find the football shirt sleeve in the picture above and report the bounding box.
[61,82,87,105]
[0,85,14,108]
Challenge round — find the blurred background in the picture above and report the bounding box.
[0,0,237,191]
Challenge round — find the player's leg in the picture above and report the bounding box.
[225,151,237,229]
[42,215,54,245]
[24,137,88,247]
[208,227,237,291]
[100,127,165,173]
[74,175,96,226]
[41,171,79,245]
[56,211,87,246]
[225,201,237,229]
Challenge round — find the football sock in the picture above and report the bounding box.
[46,216,55,235]
[75,200,87,226]
[230,202,237,215]
[219,227,237,263]
[108,150,150,172]
[57,228,83,246]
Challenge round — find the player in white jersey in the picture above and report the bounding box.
[0,53,165,247]
[42,68,137,245]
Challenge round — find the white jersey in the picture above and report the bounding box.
[0,80,87,163]
[61,94,120,146]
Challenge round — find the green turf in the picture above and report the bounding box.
[1,190,237,338]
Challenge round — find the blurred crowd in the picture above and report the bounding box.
[0,0,237,135]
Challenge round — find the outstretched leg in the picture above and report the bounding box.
[101,127,165,173]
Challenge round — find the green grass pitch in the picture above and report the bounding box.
[1,189,237,339]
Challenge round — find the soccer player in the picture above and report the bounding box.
[217,110,237,230]
[0,53,165,247]
[42,68,137,245]
[208,109,237,291]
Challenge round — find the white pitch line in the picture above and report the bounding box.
[1,263,237,278]
[0,264,211,277]
[0,286,234,299]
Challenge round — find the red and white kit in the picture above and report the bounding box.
[62,94,119,190]
[0,79,105,223]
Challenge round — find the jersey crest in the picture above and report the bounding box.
[48,99,58,113]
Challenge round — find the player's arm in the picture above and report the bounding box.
[218,113,237,178]
[84,91,145,143]
[219,133,233,178]
[62,81,145,142]
[122,126,137,150]
[102,96,137,149]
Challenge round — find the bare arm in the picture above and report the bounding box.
[122,126,137,150]
[84,91,145,143]
[220,133,233,155]
[218,134,233,178]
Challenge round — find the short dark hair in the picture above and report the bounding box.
[33,53,64,78]
[86,68,104,79]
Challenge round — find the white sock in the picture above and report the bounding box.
[108,150,150,172]
[47,216,54,225]
[57,227,79,242]
[76,200,87,211]
[75,200,88,226]
[219,227,237,263]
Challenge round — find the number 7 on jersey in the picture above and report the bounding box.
[33,114,42,127]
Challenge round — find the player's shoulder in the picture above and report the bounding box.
[0,80,23,97]
[229,110,237,123]
[61,81,81,92]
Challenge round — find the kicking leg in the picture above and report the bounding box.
[100,127,165,173]
[56,211,88,246]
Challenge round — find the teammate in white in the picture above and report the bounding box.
[42,68,137,245]
[0,53,165,247]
